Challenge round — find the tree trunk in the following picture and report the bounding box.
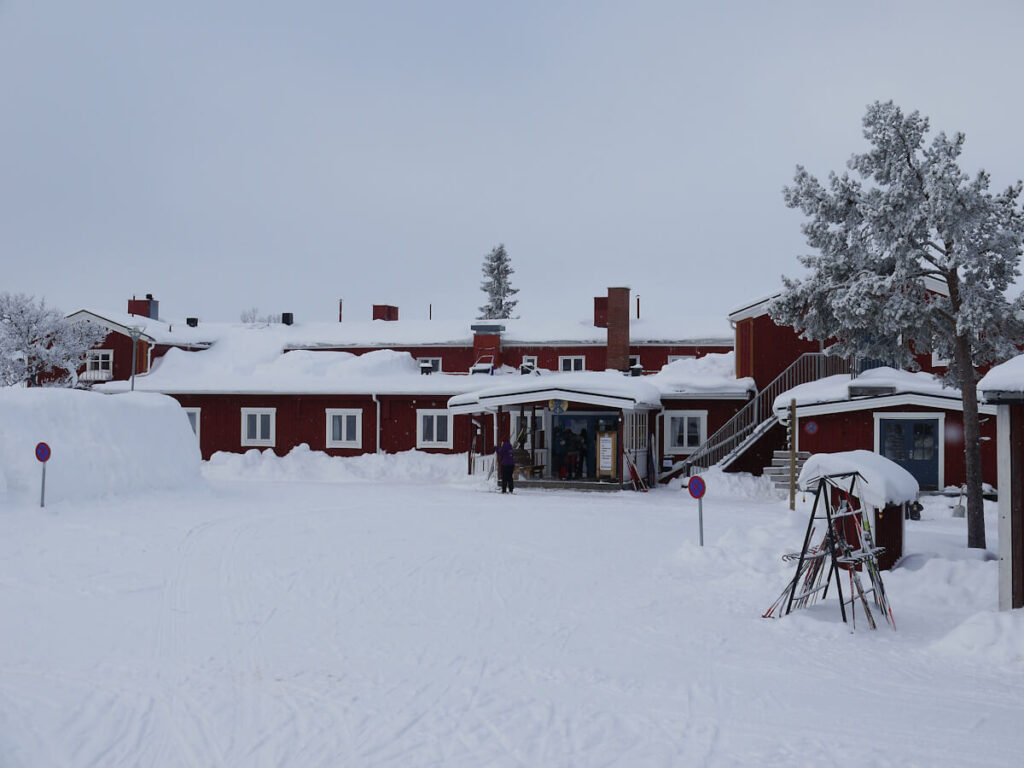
[955,333,987,549]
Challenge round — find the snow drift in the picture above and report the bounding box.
[0,388,201,504]
[204,443,480,486]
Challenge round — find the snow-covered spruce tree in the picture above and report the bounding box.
[0,293,107,387]
[771,101,1024,550]
[478,244,519,319]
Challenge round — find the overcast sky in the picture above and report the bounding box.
[3,1,1024,325]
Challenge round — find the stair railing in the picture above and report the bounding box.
[670,353,851,478]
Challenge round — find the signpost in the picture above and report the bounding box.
[35,441,51,508]
[687,475,706,546]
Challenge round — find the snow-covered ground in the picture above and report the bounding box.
[1,453,1022,767]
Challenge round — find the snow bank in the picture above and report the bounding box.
[204,444,480,485]
[798,450,919,507]
[0,388,201,504]
[666,467,779,500]
[931,610,1024,665]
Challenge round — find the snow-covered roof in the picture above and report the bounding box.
[978,354,1024,401]
[69,309,733,348]
[67,309,216,346]
[647,353,754,398]
[448,370,665,413]
[798,450,920,508]
[96,335,494,396]
[727,293,780,322]
[773,367,964,416]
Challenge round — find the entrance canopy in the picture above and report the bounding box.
[448,371,663,414]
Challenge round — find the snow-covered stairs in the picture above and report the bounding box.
[762,450,812,492]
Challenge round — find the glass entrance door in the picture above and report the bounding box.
[880,418,939,490]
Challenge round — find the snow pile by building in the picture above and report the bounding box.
[0,388,201,504]
[931,610,1024,665]
[204,443,481,486]
[798,450,919,508]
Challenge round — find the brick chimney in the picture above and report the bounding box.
[127,293,159,319]
[606,287,630,371]
[372,304,399,321]
[593,296,608,328]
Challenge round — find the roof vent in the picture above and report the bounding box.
[420,361,434,375]
[848,384,896,398]
[186,317,198,327]
[629,363,643,377]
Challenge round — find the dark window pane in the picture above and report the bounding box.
[436,415,448,443]
[247,413,257,440]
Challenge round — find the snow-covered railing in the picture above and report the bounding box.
[668,353,851,479]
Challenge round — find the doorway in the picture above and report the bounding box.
[879,417,941,490]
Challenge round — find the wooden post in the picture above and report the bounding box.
[789,398,797,511]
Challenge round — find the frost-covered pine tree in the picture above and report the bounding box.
[0,293,107,387]
[478,244,519,319]
[771,101,1024,550]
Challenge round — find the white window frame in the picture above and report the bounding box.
[417,408,452,449]
[664,410,707,455]
[931,351,950,368]
[418,357,442,373]
[629,354,641,368]
[183,407,201,445]
[87,349,113,372]
[559,355,586,372]
[521,355,539,368]
[325,408,362,449]
[667,355,695,364]
[241,407,276,447]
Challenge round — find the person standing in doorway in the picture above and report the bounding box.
[496,435,516,494]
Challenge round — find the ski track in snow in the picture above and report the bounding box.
[0,479,1021,767]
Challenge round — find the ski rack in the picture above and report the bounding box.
[763,472,895,630]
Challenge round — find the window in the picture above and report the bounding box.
[559,355,585,372]
[417,409,452,449]
[931,351,950,368]
[326,408,362,448]
[667,355,695,364]
[418,357,442,373]
[241,408,276,447]
[83,349,113,381]
[183,407,201,444]
[664,410,707,454]
[629,354,641,369]
[521,355,538,368]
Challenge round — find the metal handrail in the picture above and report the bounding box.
[672,353,851,477]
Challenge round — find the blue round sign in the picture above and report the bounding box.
[35,442,51,463]
[687,475,706,499]
[804,420,819,435]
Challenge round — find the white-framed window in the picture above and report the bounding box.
[511,411,543,446]
[417,409,452,449]
[629,354,641,368]
[559,355,585,372]
[418,357,442,373]
[83,349,114,381]
[241,407,276,447]
[664,410,707,454]
[521,355,538,368]
[931,351,950,368]
[667,355,695,364]
[183,407,201,444]
[326,408,362,448]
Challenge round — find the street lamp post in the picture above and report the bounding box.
[129,326,142,391]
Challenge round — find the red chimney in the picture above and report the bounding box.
[606,287,630,371]
[127,293,159,319]
[593,296,608,328]
[372,304,399,321]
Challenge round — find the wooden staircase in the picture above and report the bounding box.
[762,450,812,493]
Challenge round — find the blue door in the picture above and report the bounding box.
[879,418,939,490]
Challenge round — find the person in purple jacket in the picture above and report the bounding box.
[496,435,516,494]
